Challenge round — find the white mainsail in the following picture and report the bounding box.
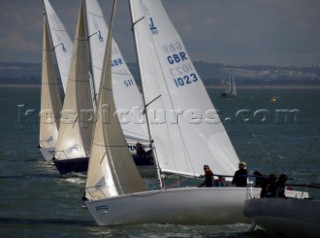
[130,0,239,176]
[85,0,145,200]
[39,17,62,161]
[54,3,93,165]
[84,0,149,146]
[43,0,73,93]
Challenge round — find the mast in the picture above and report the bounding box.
[128,0,163,188]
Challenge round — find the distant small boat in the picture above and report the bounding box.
[221,71,237,98]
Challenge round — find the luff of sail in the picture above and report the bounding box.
[84,0,149,146]
[53,2,93,174]
[85,0,145,200]
[39,17,62,161]
[130,0,239,177]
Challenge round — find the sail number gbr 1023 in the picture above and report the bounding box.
[173,73,198,87]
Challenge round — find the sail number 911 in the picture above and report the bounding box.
[173,73,198,87]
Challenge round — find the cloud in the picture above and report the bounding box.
[0,0,319,66]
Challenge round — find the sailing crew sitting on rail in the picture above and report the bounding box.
[214,176,225,187]
[260,174,277,198]
[275,174,288,198]
[253,170,267,187]
[136,142,146,155]
[198,165,214,187]
[232,161,248,187]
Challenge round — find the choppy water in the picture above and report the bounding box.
[0,86,319,237]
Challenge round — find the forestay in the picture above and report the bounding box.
[84,0,149,146]
[130,0,239,176]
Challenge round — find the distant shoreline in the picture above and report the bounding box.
[206,85,320,89]
[0,84,41,88]
[0,84,319,89]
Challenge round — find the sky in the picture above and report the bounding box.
[0,0,320,67]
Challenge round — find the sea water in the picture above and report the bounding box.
[0,86,319,237]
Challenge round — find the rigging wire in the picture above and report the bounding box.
[229,98,276,171]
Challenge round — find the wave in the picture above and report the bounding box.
[0,216,94,226]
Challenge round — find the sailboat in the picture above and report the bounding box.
[38,0,73,161]
[38,16,62,162]
[53,2,94,175]
[84,0,152,167]
[40,0,153,174]
[84,0,261,226]
[221,70,237,98]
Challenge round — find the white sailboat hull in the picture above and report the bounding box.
[244,198,320,238]
[85,187,261,226]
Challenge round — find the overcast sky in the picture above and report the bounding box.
[1,0,320,67]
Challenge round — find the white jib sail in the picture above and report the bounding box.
[130,0,239,177]
[85,0,145,200]
[84,0,149,146]
[54,3,93,161]
[39,17,62,156]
